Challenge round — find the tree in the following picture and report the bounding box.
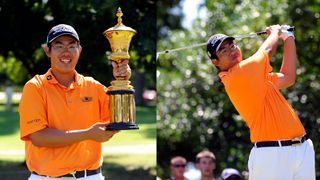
[156,0,184,38]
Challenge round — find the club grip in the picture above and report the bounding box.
[287,26,295,32]
[256,26,295,36]
[257,31,267,35]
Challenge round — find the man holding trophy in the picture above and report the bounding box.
[19,8,137,179]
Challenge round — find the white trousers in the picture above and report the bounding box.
[28,173,105,180]
[248,139,315,180]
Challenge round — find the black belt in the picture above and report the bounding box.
[254,134,308,148]
[32,167,101,178]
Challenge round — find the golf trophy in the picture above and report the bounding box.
[103,7,139,130]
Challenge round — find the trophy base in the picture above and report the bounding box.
[106,122,139,130]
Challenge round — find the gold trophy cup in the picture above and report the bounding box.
[103,7,139,130]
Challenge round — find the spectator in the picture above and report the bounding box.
[221,168,240,180]
[196,150,217,180]
[168,156,187,180]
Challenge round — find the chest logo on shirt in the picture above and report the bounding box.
[46,75,52,80]
[81,96,93,102]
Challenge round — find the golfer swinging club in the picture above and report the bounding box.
[206,24,315,179]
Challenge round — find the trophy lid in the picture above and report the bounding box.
[104,7,136,33]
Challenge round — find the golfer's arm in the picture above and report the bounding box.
[258,31,278,58]
[29,128,90,147]
[274,37,297,89]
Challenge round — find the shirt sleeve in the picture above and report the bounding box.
[238,50,273,82]
[19,81,48,141]
[219,50,272,85]
[268,72,279,84]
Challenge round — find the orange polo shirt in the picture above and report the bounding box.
[218,50,305,143]
[19,69,110,177]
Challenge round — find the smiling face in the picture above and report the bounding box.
[211,39,242,71]
[44,35,82,76]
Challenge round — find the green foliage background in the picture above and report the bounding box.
[157,0,320,178]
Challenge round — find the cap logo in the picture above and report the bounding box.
[212,39,222,53]
[53,26,74,35]
[47,24,79,45]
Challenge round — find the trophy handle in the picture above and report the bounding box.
[112,59,127,80]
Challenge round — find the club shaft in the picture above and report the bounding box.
[157,26,295,57]
[157,43,206,56]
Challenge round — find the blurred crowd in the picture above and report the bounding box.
[158,149,249,180]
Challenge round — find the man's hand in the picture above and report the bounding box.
[279,25,295,41]
[112,59,131,80]
[87,122,119,142]
[265,24,281,36]
[29,123,119,147]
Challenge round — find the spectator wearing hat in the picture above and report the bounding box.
[19,24,131,179]
[168,156,187,180]
[220,168,240,180]
[196,150,217,180]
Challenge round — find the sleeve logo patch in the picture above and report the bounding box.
[27,119,41,124]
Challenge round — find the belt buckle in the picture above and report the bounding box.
[63,171,77,179]
[62,177,76,180]
[291,137,302,146]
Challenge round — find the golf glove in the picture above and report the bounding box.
[280,25,295,41]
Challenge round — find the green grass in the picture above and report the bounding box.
[0,155,25,162]
[0,105,21,150]
[105,106,156,145]
[105,124,156,145]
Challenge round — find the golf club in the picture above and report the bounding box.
[157,26,295,59]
